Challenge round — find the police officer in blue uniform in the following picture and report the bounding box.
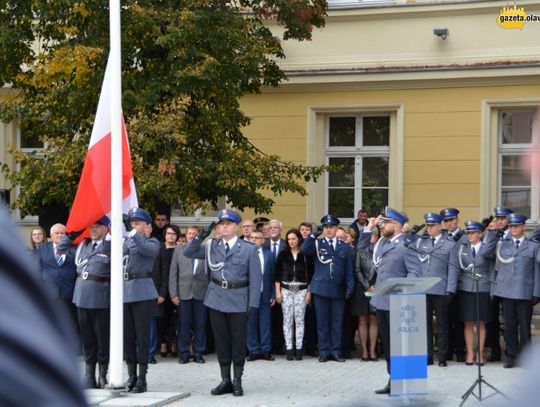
[358,207,422,395]
[493,213,540,368]
[300,214,354,363]
[414,212,457,366]
[58,215,111,389]
[184,209,262,397]
[123,207,161,393]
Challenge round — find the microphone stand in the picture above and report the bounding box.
[405,239,508,405]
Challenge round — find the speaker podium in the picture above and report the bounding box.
[369,277,440,398]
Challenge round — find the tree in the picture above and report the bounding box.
[0,0,328,217]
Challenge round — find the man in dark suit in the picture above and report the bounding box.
[264,219,286,354]
[184,209,262,397]
[38,223,79,353]
[357,208,422,395]
[58,216,111,389]
[300,214,354,363]
[247,229,276,361]
[169,226,209,364]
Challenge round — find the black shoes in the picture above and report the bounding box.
[295,349,303,361]
[97,364,108,389]
[131,364,148,393]
[375,381,391,395]
[329,354,346,362]
[319,356,328,362]
[233,377,244,397]
[427,357,434,365]
[149,357,157,364]
[504,359,516,369]
[247,353,258,361]
[211,379,233,396]
[456,354,466,363]
[178,356,190,364]
[261,352,275,361]
[286,350,294,361]
[193,354,205,363]
[83,364,97,389]
[438,360,447,367]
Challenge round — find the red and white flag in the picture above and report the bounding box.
[66,56,137,238]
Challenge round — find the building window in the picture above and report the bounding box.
[326,114,390,218]
[498,109,538,220]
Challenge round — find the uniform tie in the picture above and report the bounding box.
[431,237,436,247]
[225,242,230,255]
[328,239,334,253]
[92,242,98,251]
[472,247,476,258]
[515,240,520,250]
[55,249,64,267]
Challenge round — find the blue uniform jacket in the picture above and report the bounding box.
[57,236,111,309]
[300,237,354,300]
[123,232,160,303]
[415,235,458,295]
[184,236,263,312]
[493,237,540,300]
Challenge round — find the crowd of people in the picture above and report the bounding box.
[29,204,540,396]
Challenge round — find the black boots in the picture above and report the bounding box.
[211,365,233,396]
[295,349,303,361]
[83,363,97,389]
[232,365,243,397]
[126,363,137,392]
[97,364,108,389]
[286,350,294,361]
[374,380,391,395]
[131,364,148,393]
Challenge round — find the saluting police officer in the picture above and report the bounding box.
[440,207,466,363]
[415,212,457,367]
[123,208,161,393]
[184,209,262,397]
[58,215,111,389]
[300,214,354,363]
[358,207,422,395]
[493,213,540,368]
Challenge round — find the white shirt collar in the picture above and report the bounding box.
[223,235,238,249]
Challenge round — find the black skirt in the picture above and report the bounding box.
[457,291,491,322]
[351,285,373,316]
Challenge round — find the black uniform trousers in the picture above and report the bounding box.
[501,298,533,360]
[426,294,449,360]
[124,300,153,364]
[303,304,318,355]
[376,309,391,375]
[209,309,247,373]
[59,298,82,356]
[486,296,502,358]
[78,308,110,365]
[446,299,465,360]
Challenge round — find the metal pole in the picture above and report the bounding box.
[108,0,124,390]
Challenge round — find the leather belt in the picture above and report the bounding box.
[78,272,110,283]
[211,277,248,289]
[123,272,152,281]
[281,282,308,292]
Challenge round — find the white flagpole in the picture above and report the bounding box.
[109,0,124,390]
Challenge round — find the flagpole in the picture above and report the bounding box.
[109,0,124,390]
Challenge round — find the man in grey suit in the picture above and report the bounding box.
[58,215,111,389]
[493,213,540,368]
[358,208,422,395]
[169,225,209,364]
[184,209,262,397]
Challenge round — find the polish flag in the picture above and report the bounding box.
[66,56,137,238]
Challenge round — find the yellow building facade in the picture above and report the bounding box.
[240,0,540,230]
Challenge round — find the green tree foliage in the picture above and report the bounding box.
[0,0,328,217]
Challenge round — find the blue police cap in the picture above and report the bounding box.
[440,208,459,220]
[507,213,527,225]
[494,206,513,217]
[320,214,340,226]
[381,207,408,225]
[128,207,152,224]
[217,209,241,224]
[464,220,483,232]
[424,212,443,224]
[95,216,110,226]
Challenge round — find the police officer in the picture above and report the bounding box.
[493,213,540,368]
[123,207,160,393]
[184,209,262,397]
[414,212,457,367]
[58,216,111,389]
[358,207,422,395]
[300,214,354,363]
[449,220,498,365]
[486,205,513,362]
[440,207,466,362]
